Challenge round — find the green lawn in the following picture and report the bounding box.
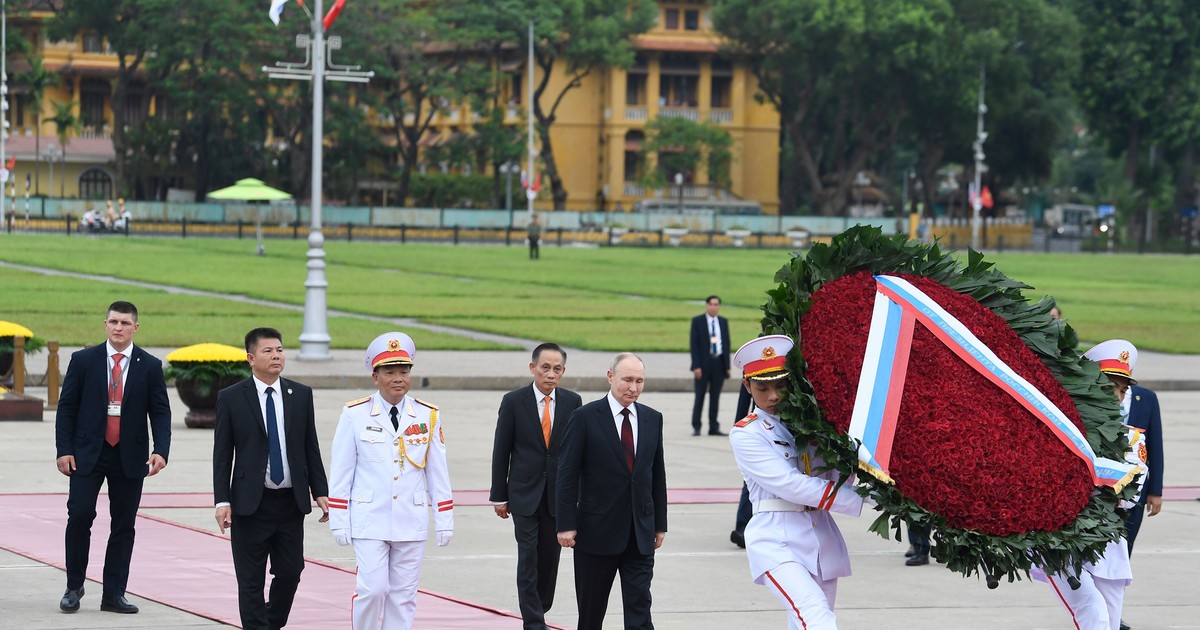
[2,234,1198,352]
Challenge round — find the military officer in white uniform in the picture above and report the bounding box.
[328,332,454,630]
[1033,339,1143,630]
[724,331,868,624]
[728,335,866,630]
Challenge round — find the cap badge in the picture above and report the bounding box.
[761,346,777,360]
[388,339,401,351]
[1118,350,1130,363]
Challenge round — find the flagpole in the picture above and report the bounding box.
[971,63,987,251]
[297,0,331,361]
[2,0,9,223]
[526,19,535,218]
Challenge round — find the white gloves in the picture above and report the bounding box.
[332,529,352,546]
[436,530,453,546]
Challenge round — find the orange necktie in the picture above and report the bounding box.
[541,395,552,447]
[105,353,124,446]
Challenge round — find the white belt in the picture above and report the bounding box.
[753,498,817,513]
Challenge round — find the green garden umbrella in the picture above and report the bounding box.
[207,179,293,254]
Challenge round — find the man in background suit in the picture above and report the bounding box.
[490,342,583,629]
[213,327,329,630]
[1123,381,1163,554]
[690,295,731,436]
[55,301,172,614]
[558,353,667,630]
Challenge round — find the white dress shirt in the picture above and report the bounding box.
[253,375,293,489]
[534,383,556,431]
[606,393,637,453]
[105,341,130,398]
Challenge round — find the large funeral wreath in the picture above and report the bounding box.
[760,226,1136,584]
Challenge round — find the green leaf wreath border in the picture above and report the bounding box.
[760,226,1134,584]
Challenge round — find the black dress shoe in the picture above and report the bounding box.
[1119,620,1131,630]
[100,596,139,614]
[709,430,728,436]
[905,553,929,566]
[59,587,84,613]
[730,530,746,549]
[904,544,916,557]
[692,429,701,436]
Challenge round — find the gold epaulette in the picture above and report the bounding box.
[733,413,758,428]
[344,395,371,408]
[413,397,438,410]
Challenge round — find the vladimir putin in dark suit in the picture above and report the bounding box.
[490,343,584,629]
[55,301,172,614]
[557,353,667,630]
[213,327,329,630]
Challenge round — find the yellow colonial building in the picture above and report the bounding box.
[6,1,779,213]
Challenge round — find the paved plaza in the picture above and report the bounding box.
[2,348,1199,629]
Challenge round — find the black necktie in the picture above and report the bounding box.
[265,387,284,485]
[620,408,634,472]
[390,405,399,432]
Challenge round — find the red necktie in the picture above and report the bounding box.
[541,396,553,447]
[620,408,634,472]
[105,353,124,446]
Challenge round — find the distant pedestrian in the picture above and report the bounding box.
[689,295,731,436]
[528,215,542,259]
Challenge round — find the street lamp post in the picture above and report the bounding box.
[500,161,516,227]
[674,172,684,214]
[2,0,9,221]
[44,143,62,199]
[264,2,373,361]
[850,170,870,230]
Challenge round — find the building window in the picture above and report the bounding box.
[83,33,104,53]
[624,131,645,182]
[626,73,647,106]
[711,60,733,108]
[78,169,113,200]
[510,73,523,105]
[684,9,700,30]
[664,8,679,29]
[81,92,106,129]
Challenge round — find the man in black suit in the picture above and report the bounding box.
[490,343,584,630]
[213,327,329,630]
[55,301,172,615]
[689,295,731,436]
[557,353,667,630]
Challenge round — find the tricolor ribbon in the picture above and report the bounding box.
[848,275,1136,490]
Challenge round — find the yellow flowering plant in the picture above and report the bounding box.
[163,343,251,397]
[0,320,47,355]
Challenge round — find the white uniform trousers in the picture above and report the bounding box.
[762,561,839,630]
[1045,572,1125,630]
[351,539,425,630]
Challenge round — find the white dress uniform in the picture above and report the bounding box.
[328,332,454,630]
[1032,339,1143,630]
[730,409,865,630]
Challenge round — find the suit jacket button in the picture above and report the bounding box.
[393,476,398,480]
[393,495,398,500]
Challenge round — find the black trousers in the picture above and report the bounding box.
[529,237,540,259]
[65,442,145,599]
[230,489,305,630]
[692,354,726,433]
[907,523,931,555]
[1125,500,1147,555]
[574,520,655,630]
[512,491,562,629]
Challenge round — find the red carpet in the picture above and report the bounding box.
[0,493,543,628]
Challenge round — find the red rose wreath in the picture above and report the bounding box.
[761,227,1136,584]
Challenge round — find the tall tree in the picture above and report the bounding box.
[16,57,56,193]
[486,0,657,209]
[349,0,492,206]
[49,0,177,197]
[714,0,954,215]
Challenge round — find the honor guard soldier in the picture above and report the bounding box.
[728,335,866,630]
[1034,339,1145,630]
[328,332,454,630]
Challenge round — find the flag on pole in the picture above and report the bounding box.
[323,0,348,30]
[268,0,289,25]
[980,185,994,209]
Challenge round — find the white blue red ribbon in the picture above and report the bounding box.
[848,274,1136,489]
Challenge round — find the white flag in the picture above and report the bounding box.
[268,0,289,25]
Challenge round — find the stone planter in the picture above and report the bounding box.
[786,229,811,249]
[608,226,629,245]
[176,375,243,429]
[663,227,688,246]
[725,229,752,247]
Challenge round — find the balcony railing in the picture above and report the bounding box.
[79,126,111,140]
[623,182,647,196]
[709,109,733,123]
[658,107,699,121]
[625,106,648,121]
